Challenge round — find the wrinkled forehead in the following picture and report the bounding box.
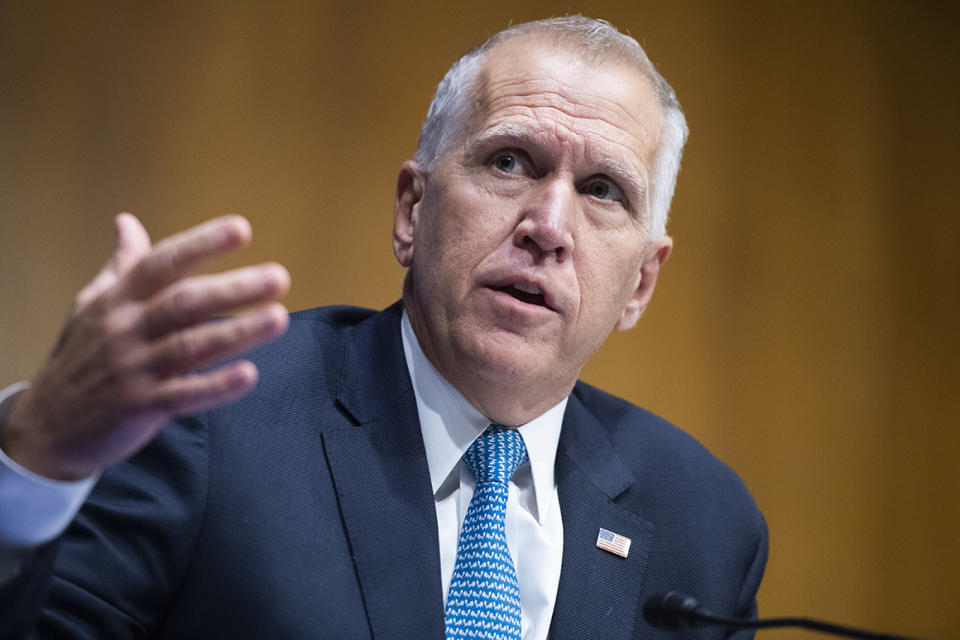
[467,36,664,168]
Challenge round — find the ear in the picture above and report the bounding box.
[393,160,426,267]
[616,235,673,331]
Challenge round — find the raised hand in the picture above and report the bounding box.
[0,213,290,481]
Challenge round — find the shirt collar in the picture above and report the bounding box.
[401,310,565,525]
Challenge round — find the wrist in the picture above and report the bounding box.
[1,388,91,482]
[0,382,30,457]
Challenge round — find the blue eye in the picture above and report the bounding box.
[588,182,610,198]
[583,178,624,203]
[493,152,521,174]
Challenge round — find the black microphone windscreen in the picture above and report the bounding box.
[643,591,703,630]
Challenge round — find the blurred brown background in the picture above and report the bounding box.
[1,1,957,637]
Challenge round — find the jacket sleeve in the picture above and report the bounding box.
[727,511,769,640]
[0,542,58,640]
[4,415,209,639]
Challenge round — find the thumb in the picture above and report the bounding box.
[75,213,152,308]
[109,212,152,274]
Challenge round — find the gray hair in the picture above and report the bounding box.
[414,16,688,240]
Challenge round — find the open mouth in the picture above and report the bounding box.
[490,283,549,309]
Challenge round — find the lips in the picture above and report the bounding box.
[486,277,557,312]
[491,283,546,307]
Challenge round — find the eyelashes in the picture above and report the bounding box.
[487,148,630,209]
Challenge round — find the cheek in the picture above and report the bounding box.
[415,196,487,285]
[576,241,643,311]
[433,188,512,254]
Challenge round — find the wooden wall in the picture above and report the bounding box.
[1,2,957,637]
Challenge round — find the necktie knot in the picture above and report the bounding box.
[463,425,528,486]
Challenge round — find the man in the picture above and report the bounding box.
[0,16,766,639]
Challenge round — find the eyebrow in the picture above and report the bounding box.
[472,123,649,211]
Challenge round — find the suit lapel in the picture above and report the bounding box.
[548,393,654,640]
[322,304,445,639]
[320,305,654,639]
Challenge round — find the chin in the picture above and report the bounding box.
[456,331,560,388]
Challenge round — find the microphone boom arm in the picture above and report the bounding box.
[643,591,923,640]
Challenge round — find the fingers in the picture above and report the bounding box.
[124,215,252,300]
[76,213,153,308]
[141,262,291,339]
[147,303,289,377]
[154,361,261,418]
[112,213,153,273]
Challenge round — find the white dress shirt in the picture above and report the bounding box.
[0,312,567,638]
[0,382,97,546]
[401,312,565,640]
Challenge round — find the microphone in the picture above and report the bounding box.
[643,591,923,640]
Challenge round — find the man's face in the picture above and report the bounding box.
[394,37,673,424]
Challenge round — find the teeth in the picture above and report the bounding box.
[512,282,542,295]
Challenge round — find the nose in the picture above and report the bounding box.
[514,178,575,263]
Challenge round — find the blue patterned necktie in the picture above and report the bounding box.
[445,425,529,639]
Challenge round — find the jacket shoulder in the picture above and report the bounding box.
[570,380,761,519]
[240,304,378,381]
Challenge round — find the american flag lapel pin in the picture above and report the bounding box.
[596,527,631,558]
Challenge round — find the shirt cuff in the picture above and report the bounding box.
[0,382,98,547]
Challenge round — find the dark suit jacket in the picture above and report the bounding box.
[2,302,767,639]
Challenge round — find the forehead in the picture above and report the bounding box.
[468,37,663,170]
